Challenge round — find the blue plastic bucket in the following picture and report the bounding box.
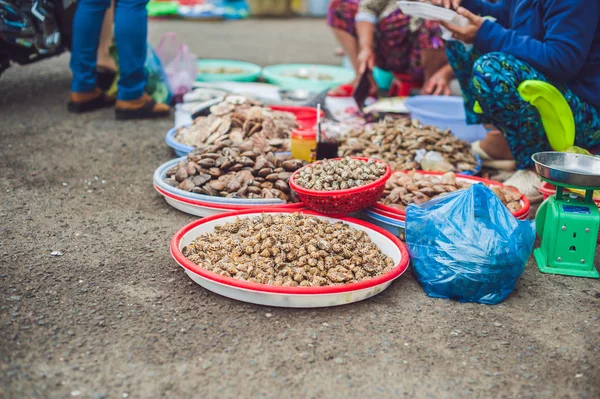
[405,96,487,143]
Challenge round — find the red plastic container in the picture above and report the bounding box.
[269,105,325,130]
[374,171,531,221]
[289,157,392,215]
[389,73,423,97]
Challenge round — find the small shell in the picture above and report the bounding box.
[198,158,216,168]
[175,167,188,182]
[178,179,195,191]
[192,174,211,186]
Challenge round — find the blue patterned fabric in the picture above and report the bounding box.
[446,41,600,169]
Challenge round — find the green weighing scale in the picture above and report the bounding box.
[532,152,600,278]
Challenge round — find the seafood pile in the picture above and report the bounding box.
[380,171,524,213]
[285,68,333,81]
[182,213,395,287]
[164,143,306,202]
[294,157,387,191]
[174,96,297,152]
[339,118,479,172]
[198,67,245,74]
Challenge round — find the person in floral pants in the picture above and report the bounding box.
[327,0,453,96]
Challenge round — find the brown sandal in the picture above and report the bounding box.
[67,88,116,113]
[114,94,170,120]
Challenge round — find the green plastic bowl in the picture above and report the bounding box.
[196,59,262,82]
[262,64,355,91]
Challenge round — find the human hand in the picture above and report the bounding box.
[422,67,453,96]
[440,7,484,44]
[357,48,376,74]
[431,0,462,9]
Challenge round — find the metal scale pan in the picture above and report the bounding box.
[532,152,600,189]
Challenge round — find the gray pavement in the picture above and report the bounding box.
[1,18,599,399]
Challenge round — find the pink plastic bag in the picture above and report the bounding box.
[156,32,197,97]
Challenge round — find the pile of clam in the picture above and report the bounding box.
[294,157,387,191]
[338,118,478,172]
[174,96,297,153]
[379,171,524,213]
[182,213,395,287]
[164,142,306,202]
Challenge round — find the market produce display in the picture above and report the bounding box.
[164,143,306,202]
[294,157,387,191]
[182,213,395,287]
[380,171,524,213]
[338,118,479,172]
[173,96,297,152]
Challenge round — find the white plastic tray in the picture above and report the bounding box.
[170,209,410,307]
[397,1,459,21]
[155,183,305,217]
[397,1,469,40]
[160,191,232,217]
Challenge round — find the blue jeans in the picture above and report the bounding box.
[70,0,148,100]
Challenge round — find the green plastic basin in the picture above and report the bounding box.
[196,59,262,82]
[262,64,355,91]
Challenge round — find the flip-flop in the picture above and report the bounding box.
[67,91,116,113]
[115,97,171,120]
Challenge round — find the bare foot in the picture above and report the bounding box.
[480,131,514,160]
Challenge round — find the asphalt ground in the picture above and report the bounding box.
[1,18,599,399]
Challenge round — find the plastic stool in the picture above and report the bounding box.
[389,73,422,97]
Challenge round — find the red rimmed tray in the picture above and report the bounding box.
[155,184,305,217]
[170,208,409,307]
[374,171,531,221]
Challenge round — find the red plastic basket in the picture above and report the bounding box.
[289,157,392,215]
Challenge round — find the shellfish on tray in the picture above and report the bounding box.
[380,171,524,213]
[339,118,479,172]
[174,96,297,153]
[164,142,306,202]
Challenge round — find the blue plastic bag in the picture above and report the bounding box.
[406,184,535,305]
